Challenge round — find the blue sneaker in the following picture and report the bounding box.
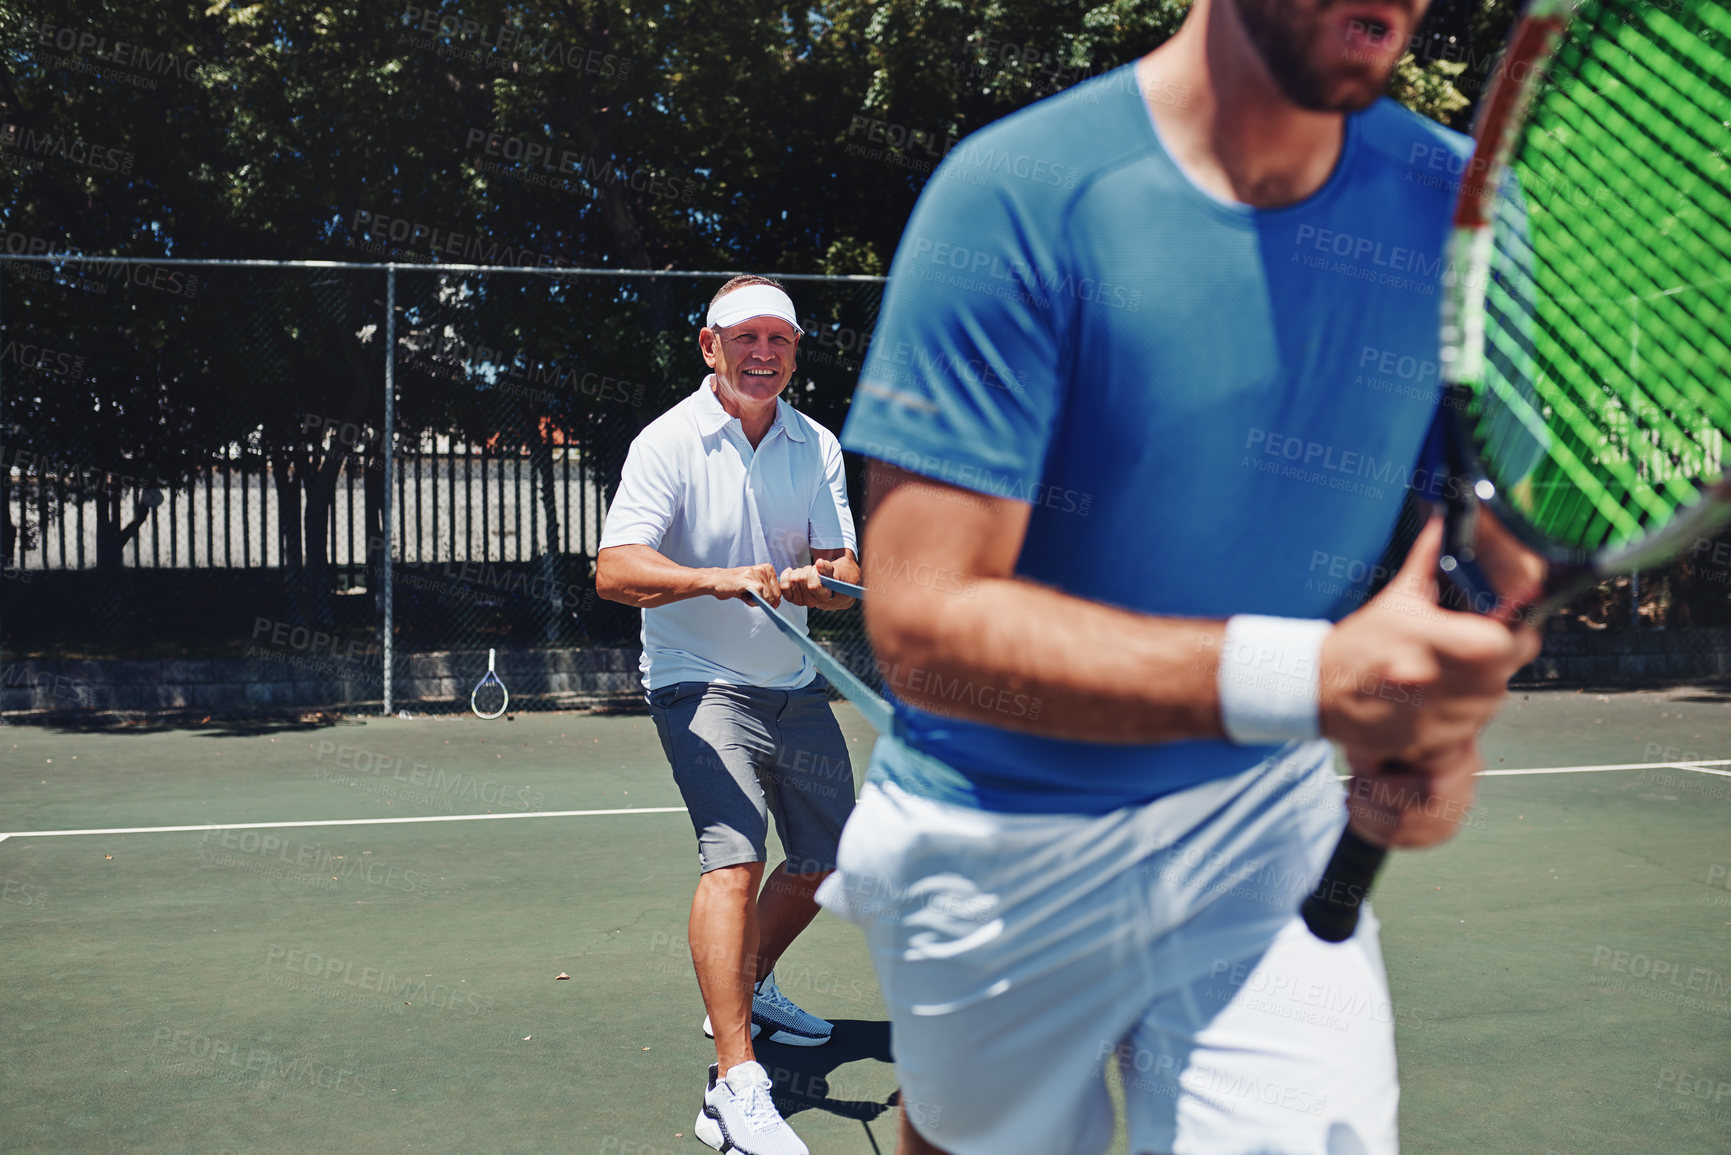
[701,971,832,1047]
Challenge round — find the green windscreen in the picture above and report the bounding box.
[1477,0,1731,551]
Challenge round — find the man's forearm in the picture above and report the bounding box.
[596,545,721,608]
[868,577,1228,743]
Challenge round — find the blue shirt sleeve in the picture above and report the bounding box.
[843,154,1075,502]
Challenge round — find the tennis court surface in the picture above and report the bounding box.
[2,685,1728,1154]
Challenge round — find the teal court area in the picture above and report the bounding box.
[2,686,1729,1154]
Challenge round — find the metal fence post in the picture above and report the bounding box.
[382,265,396,715]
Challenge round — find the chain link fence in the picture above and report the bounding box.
[0,257,883,714]
[1,260,393,712]
[381,265,883,710]
[1,254,1726,717]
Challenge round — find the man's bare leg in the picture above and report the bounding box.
[689,859,830,1073]
[689,862,763,1074]
[750,859,828,982]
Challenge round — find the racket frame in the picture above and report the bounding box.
[470,647,509,720]
[1308,0,1731,941]
[1438,379,1731,622]
[1434,0,1574,601]
[1438,0,1731,615]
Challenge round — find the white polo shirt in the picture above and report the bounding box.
[599,376,858,691]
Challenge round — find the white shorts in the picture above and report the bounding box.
[817,741,1399,1155]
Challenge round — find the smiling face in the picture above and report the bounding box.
[700,314,800,410]
[1231,0,1429,112]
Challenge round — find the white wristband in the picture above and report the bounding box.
[1216,615,1333,746]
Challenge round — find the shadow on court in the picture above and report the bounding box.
[763,1017,895,1125]
[6,711,365,738]
[1673,686,1731,705]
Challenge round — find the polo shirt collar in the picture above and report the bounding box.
[693,375,806,442]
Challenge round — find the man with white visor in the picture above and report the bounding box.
[597,275,863,1155]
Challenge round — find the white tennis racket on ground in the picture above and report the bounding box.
[470,648,509,719]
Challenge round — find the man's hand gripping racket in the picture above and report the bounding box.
[1301,508,1541,942]
[1302,0,1731,942]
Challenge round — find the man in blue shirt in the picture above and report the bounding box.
[823,1,1541,1152]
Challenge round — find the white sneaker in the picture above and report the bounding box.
[694,1061,809,1155]
[700,972,832,1047]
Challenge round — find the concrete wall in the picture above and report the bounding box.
[5,629,1730,715]
[1512,627,1731,688]
[0,648,641,715]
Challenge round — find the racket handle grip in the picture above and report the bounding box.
[1300,825,1389,943]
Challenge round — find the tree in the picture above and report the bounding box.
[1,0,1530,643]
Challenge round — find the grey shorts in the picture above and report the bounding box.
[648,677,857,875]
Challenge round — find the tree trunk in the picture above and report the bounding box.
[272,456,302,571]
[302,448,341,630]
[301,276,389,629]
[0,471,14,568]
[272,454,307,625]
[531,426,563,642]
[95,482,123,573]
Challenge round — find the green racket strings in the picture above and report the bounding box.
[1478,0,1731,550]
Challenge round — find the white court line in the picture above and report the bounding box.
[0,806,688,840]
[1651,763,1731,779]
[1480,758,1731,778]
[4,758,1729,842]
[1331,759,1731,783]
[1336,759,1731,781]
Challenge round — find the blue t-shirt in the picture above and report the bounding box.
[841,65,1472,814]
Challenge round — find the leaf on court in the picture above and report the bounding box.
[523,1036,532,1041]
[555,972,569,980]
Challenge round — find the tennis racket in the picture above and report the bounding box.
[470,648,509,719]
[1303,0,1731,942]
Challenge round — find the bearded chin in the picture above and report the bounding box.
[1233,0,1398,113]
[1272,52,1391,113]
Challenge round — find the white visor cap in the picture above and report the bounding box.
[705,283,803,335]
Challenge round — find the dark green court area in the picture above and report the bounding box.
[3,687,1729,1153]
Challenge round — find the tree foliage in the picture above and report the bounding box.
[0,0,1524,619]
[2,0,1509,270]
